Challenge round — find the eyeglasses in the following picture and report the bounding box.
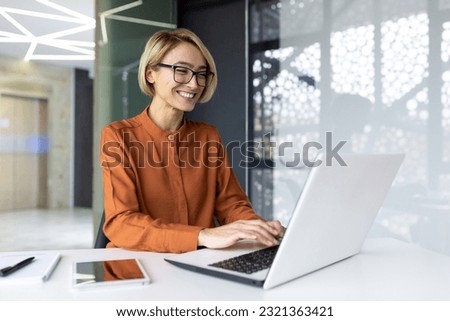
[157,63,214,87]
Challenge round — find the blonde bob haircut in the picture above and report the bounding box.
[138,28,217,103]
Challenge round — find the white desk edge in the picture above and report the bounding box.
[0,238,449,301]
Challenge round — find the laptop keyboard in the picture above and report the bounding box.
[208,245,279,274]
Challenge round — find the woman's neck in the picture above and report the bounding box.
[148,102,184,131]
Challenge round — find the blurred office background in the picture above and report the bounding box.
[0,0,448,256]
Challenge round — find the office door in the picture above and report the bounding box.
[0,94,48,211]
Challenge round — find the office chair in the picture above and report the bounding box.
[94,210,110,248]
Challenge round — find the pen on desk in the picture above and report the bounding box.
[0,257,35,277]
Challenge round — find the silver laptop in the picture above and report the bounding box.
[165,153,404,289]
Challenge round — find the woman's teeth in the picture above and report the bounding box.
[179,91,194,98]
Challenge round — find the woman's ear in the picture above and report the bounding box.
[146,68,155,84]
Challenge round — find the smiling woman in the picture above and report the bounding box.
[99,28,284,253]
[144,41,212,121]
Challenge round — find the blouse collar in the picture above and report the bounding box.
[138,105,187,141]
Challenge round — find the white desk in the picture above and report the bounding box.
[0,238,449,301]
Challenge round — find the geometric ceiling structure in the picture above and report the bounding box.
[0,0,95,71]
[0,0,179,74]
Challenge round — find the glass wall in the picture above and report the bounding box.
[248,0,450,255]
[93,0,177,224]
[95,0,177,122]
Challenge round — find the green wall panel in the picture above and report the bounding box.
[93,0,177,230]
[96,0,176,121]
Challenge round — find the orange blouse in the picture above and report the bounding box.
[100,106,260,253]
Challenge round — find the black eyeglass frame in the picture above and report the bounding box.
[157,63,215,87]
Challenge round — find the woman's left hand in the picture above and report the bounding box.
[197,219,285,249]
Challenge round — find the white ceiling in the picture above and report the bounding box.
[0,0,95,73]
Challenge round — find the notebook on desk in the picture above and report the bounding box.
[165,153,405,289]
[0,252,60,285]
